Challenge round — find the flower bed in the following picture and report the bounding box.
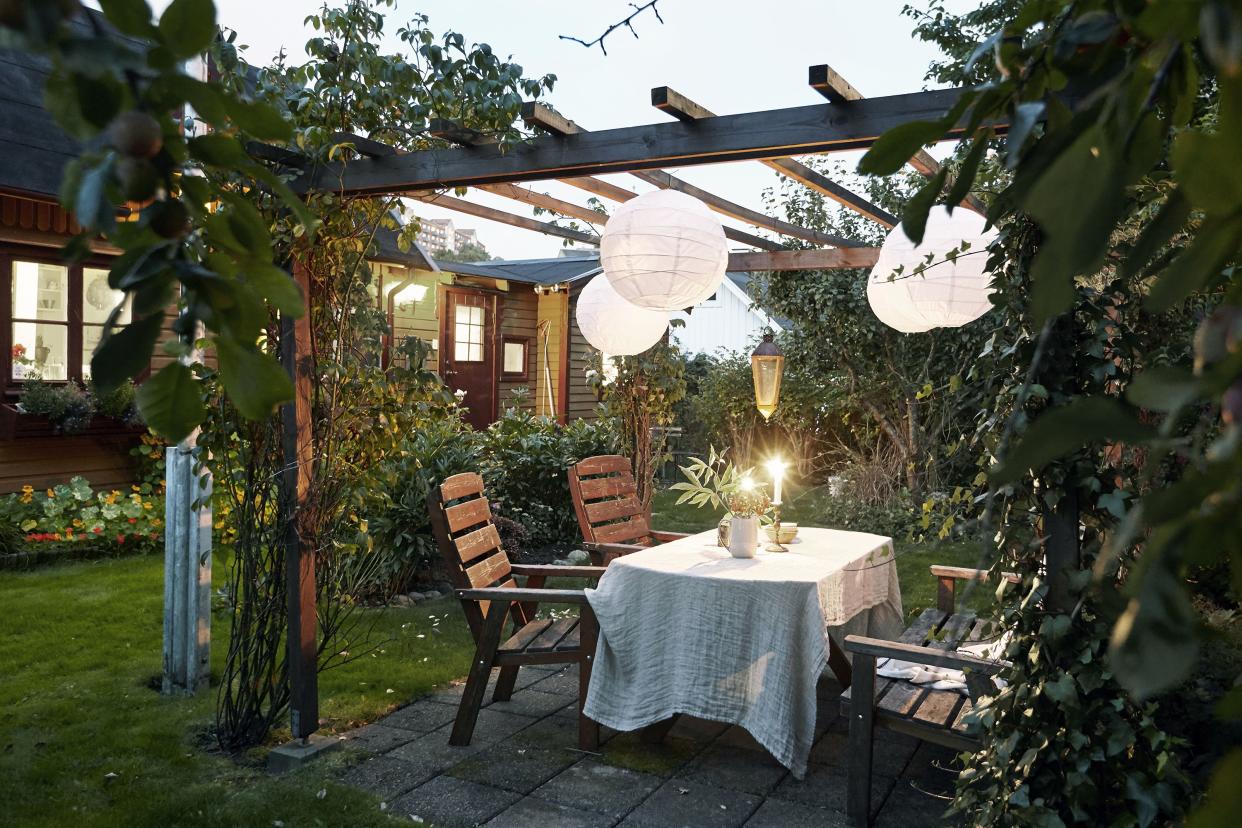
[0,477,163,569]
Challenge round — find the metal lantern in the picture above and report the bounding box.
[600,189,729,311]
[575,274,670,356]
[751,331,784,421]
[867,206,999,333]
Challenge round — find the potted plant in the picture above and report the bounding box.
[725,483,771,559]
[668,447,752,548]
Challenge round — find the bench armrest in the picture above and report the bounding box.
[511,564,606,580]
[651,530,692,543]
[583,542,647,565]
[930,565,1020,612]
[844,634,1005,675]
[456,587,590,605]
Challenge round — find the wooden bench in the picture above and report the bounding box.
[427,472,605,751]
[568,454,691,565]
[840,565,1018,826]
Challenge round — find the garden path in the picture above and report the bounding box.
[336,664,961,827]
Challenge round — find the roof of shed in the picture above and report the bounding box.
[0,11,130,199]
[433,254,602,285]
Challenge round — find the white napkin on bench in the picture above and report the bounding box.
[875,634,1008,692]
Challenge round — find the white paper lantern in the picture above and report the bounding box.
[867,206,999,333]
[575,274,669,356]
[601,189,728,311]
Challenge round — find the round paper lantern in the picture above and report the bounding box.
[601,189,728,311]
[575,274,669,356]
[867,206,999,333]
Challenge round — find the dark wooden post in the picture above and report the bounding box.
[847,652,876,826]
[1042,489,1080,614]
[281,258,318,740]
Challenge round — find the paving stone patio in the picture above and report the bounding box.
[336,664,963,827]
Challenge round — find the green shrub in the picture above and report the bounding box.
[792,485,917,539]
[19,379,95,433]
[479,407,619,549]
[368,416,481,594]
[0,476,163,556]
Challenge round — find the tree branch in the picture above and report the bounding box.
[559,1,664,56]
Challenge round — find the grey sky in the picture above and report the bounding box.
[153,1,978,258]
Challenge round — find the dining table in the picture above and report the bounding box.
[582,526,904,778]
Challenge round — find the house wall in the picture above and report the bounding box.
[669,280,777,357]
[534,290,566,418]
[379,263,450,371]
[497,283,536,413]
[566,283,599,422]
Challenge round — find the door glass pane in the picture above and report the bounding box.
[454,341,470,362]
[12,261,68,322]
[12,322,68,380]
[470,343,483,361]
[83,267,130,325]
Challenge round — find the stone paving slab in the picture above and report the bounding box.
[534,759,664,820]
[337,664,958,827]
[390,775,521,827]
[618,778,761,828]
[485,795,615,827]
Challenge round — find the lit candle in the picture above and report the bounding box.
[766,458,785,506]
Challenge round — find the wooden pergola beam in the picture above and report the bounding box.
[428,120,782,251]
[807,65,986,214]
[728,247,879,271]
[523,101,862,248]
[411,192,875,272]
[412,192,600,246]
[301,87,981,195]
[650,86,897,228]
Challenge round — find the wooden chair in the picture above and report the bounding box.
[567,454,691,566]
[840,565,1019,826]
[426,472,606,750]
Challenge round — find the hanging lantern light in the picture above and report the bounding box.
[867,206,999,333]
[575,274,669,356]
[751,331,784,421]
[601,189,729,311]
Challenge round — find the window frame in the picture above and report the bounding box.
[2,246,117,397]
[501,335,531,381]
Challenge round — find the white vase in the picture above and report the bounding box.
[728,516,759,559]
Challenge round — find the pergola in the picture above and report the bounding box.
[271,65,1003,742]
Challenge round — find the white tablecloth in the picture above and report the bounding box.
[583,527,903,777]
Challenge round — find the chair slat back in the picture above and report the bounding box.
[427,472,516,638]
[568,455,653,547]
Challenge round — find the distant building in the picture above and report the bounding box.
[416,217,456,252]
[454,228,479,249]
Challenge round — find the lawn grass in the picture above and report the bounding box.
[0,552,475,827]
[1,493,991,827]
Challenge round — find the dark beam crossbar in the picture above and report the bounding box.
[297,87,984,196]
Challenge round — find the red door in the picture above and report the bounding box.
[441,288,498,429]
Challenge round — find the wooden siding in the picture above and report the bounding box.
[498,285,536,412]
[0,434,137,494]
[669,278,777,357]
[383,264,451,371]
[566,283,599,422]
[535,291,566,418]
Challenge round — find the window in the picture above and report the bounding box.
[5,255,124,387]
[453,303,485,362]
[502,336,529,379]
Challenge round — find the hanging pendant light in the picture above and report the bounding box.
[867,206,999,333]
[601,189,729,311]
[575,274,670,356]
[751,331,784,421]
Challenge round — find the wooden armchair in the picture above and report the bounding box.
[567,455,691,566]
[840,565,1018,826]
[426,472,605,750]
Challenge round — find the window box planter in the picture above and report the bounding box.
[0,403,146,442]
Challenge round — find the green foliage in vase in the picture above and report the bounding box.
[668,447,752,517]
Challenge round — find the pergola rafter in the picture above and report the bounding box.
[650,85,899,228]
[808,65,987,215]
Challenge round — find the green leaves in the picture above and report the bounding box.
[1109,559,1199,700]
[991,397,1154,484]
[136,362,206,443]
[858,90,975,176]
[214,338,294,421]
[158,0,217,59]
[99,0,156,38]
[243,263,305,317]
[1022,125,1127,323]
[90,311,166,394]
[224,98,292,142]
